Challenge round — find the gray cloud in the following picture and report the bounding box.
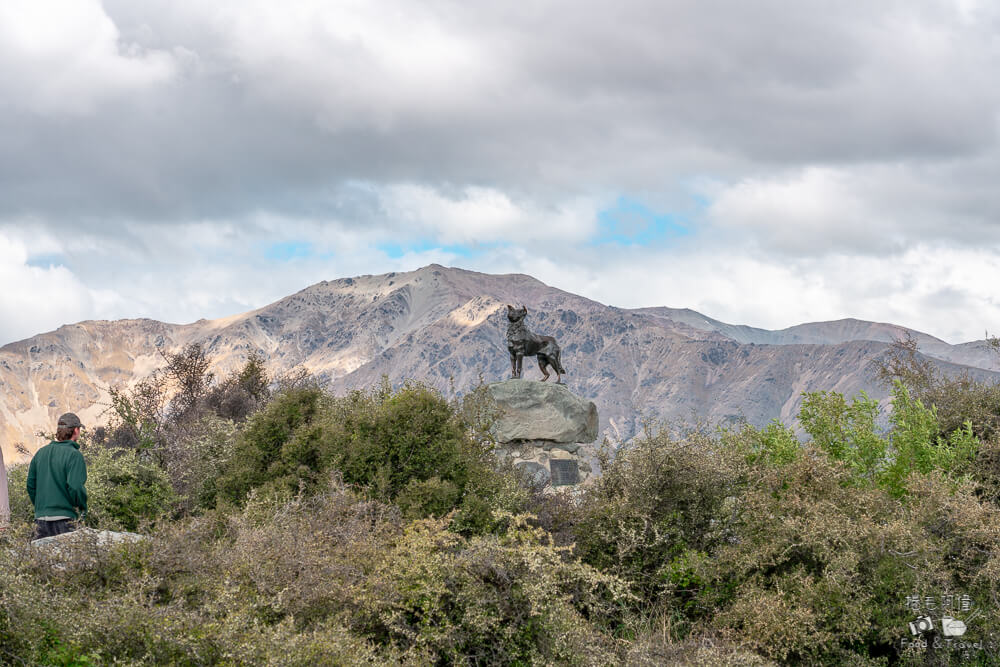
[2,0,999,344]
[4,0,996,221]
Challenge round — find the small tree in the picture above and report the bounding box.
[204,351,271,421]
[874,334,1000,441]
[104,372,169,452]
[798,390,885,485]
[164,343,214,419]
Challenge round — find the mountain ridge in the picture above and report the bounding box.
[2,264,998,462]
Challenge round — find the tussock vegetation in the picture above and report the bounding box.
[4,340,1000,665]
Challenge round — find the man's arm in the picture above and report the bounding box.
[26,456,37,505]
[66,453,87,516]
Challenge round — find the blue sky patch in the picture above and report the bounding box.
[377,239,484,259]
[592,196,691,246]
[264,241,314,261]
[690,193,711,210]
[26,253,67,269]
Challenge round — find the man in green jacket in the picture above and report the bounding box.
[26,412,88,540]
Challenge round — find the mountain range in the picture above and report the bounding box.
[2,264,998,462]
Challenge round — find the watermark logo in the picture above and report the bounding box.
[909,616,934,636]
[909,614,971,638]
[901,593,987,661]
[941,616,967,638]
[905,593,974,614]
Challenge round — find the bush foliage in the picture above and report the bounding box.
[4,341,1000,665]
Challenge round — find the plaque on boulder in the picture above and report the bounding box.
[550,459,580,486]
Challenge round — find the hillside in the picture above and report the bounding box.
[2,264,997,461]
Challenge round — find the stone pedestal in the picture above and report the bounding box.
[488,380,600,490]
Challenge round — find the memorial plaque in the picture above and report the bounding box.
[550,459,580,486]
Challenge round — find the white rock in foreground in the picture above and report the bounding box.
[31,527,147,549]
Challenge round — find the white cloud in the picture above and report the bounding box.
[0,0,175,114]
[707,168,877,254]
[508,243,1000,345]
[0,233,119,344]
[379,185,599,244]
[154,0,497,130]
[1,0,999,348]
[705,161,1000,257]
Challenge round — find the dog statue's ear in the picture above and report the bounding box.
[507,304,513,311]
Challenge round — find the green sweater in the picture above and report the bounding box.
[26,440,88,520]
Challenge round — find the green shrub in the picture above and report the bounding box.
[327,382,480,500]
[798,384,980,498]
[573,428,746,622]
[450,458,532,536]
[5,463,34,525]
[214,386,328,504]
[213,381,521,531]
[799,389,885,482]
[84,447,176,531]
[736,419,801,467]
[394,476,462,520]
[162,415,238,513]
[356,514,628,665]
[881,382,979,498]
[702,450,912,664]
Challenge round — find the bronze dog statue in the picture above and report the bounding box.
[506,305,566,383]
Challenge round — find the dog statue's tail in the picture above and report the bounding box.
[554,349,567,375]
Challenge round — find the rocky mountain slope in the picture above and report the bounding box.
[2,264,998,462]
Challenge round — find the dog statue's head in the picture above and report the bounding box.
[506,304,527,323]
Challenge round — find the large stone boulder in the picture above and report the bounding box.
[28,527,149,570]
[488,379,598,444]
[31,527,147,549]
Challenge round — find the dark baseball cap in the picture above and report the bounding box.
[57,413,83,428]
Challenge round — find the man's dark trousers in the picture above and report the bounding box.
[33,519,76,540]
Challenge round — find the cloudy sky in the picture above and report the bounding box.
[2,0,999,346]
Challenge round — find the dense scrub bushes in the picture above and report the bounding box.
[572,427,747,621]
[5,339,1000,665]
[84,447,176,531]
[0,482,625,665]
[569,382,1000,665]
[214,381,526,531]
[356,513,627,664]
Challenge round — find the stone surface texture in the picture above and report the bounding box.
[500,439,600,490]
[31,527,147,549]
[488,379,598,444]
[29,528,149,569]
[488,379,600,490]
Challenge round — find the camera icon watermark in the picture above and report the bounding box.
[910,615,969,638]
[909,616,934,636]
